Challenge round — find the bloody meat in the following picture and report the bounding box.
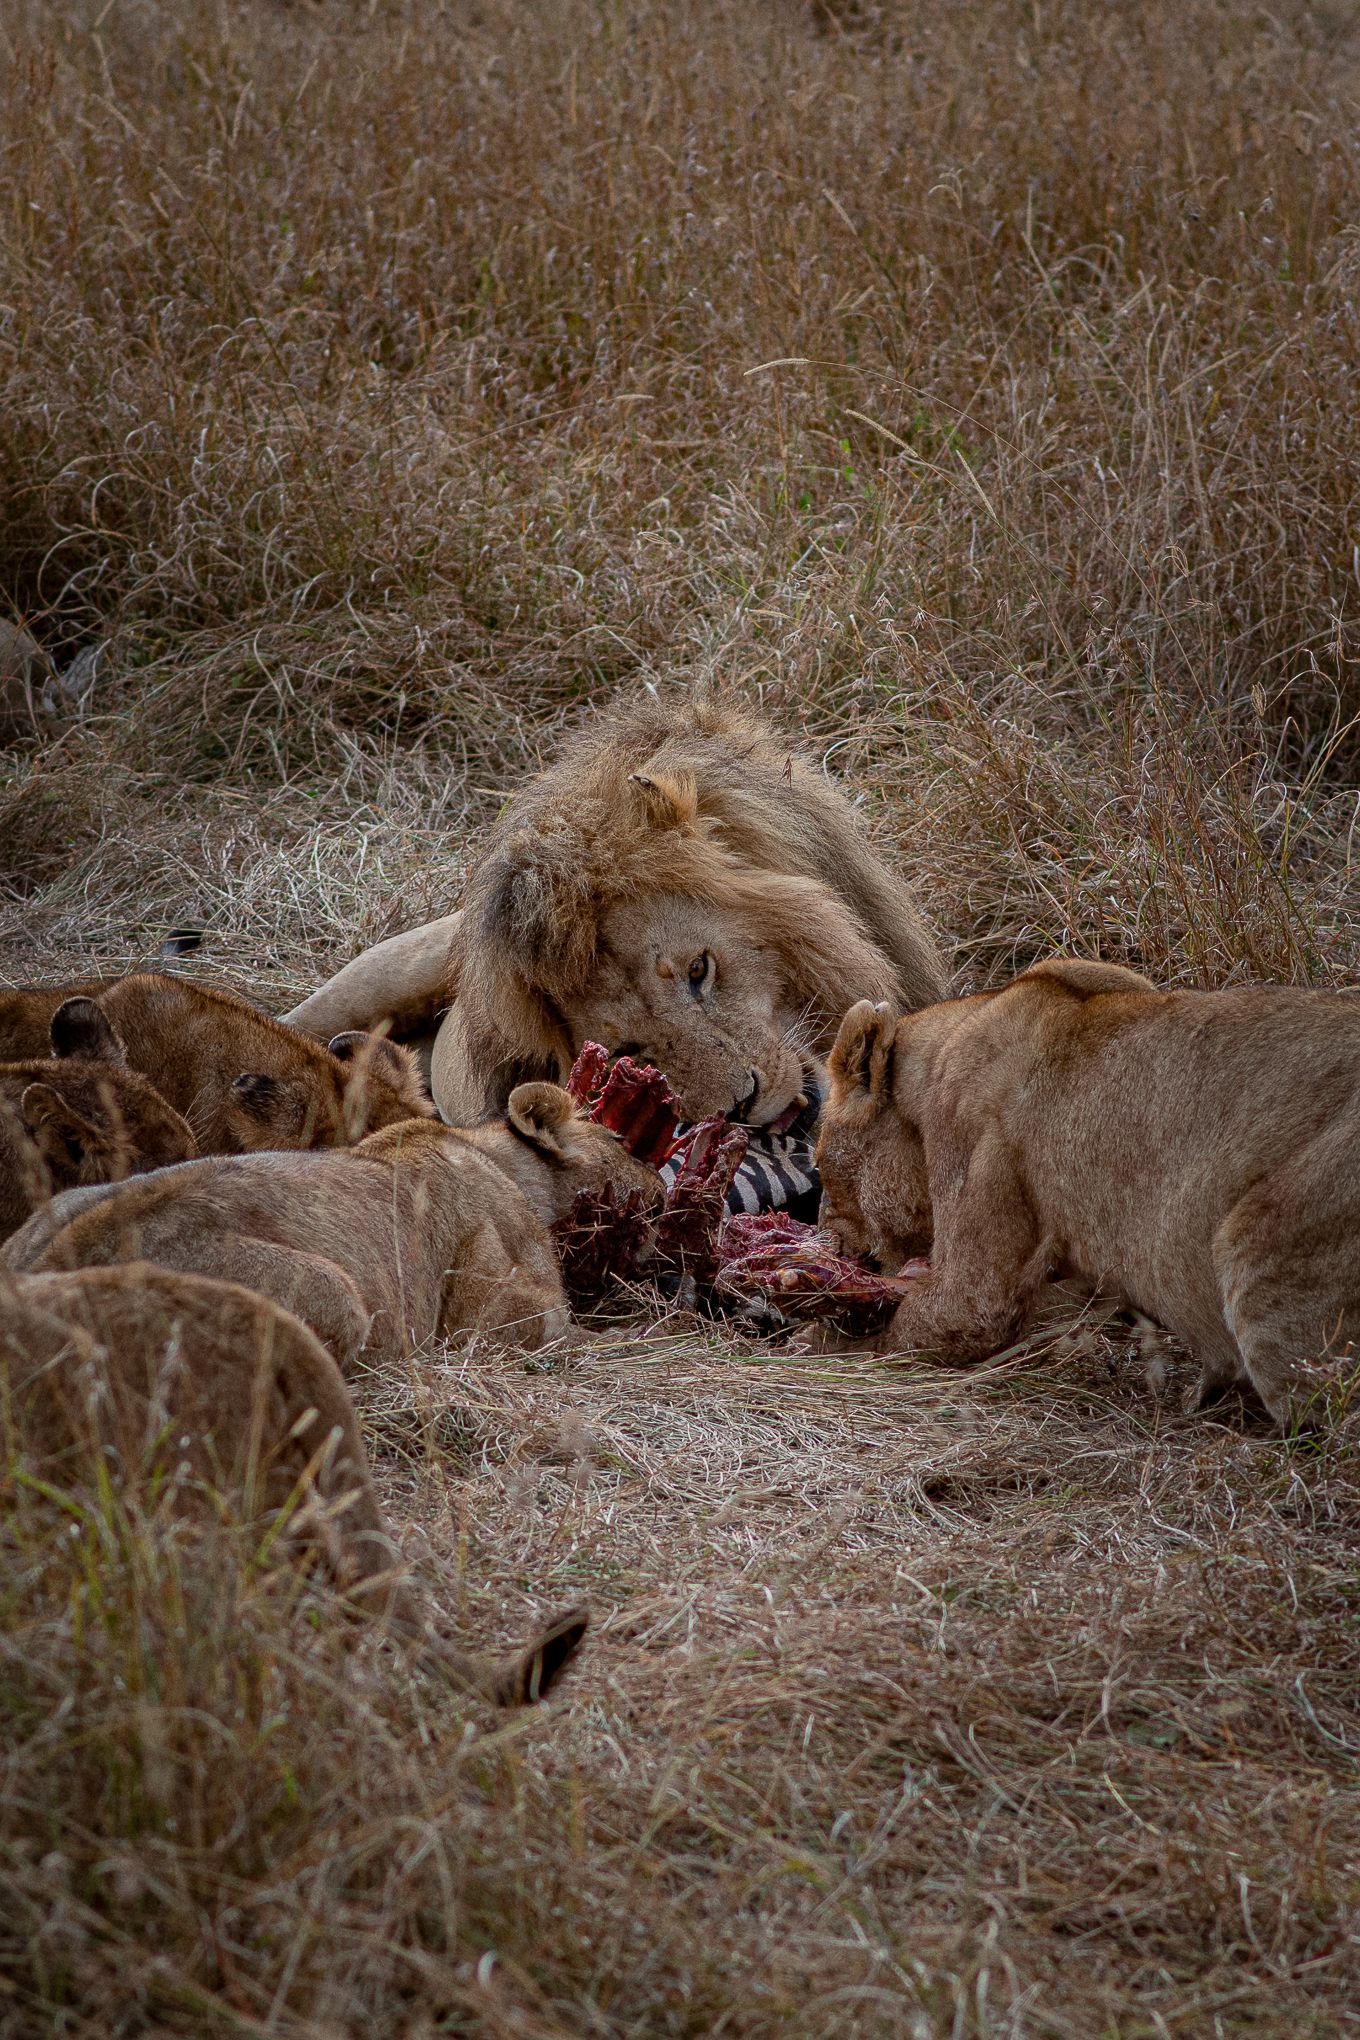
[651,1116,749,1289]
[716,1212,927,1332]
[556,1044,924,1328]
[565,1041,684,1166]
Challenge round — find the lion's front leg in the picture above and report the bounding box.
[282,913,464,1042]
[877,1134,1050,1364]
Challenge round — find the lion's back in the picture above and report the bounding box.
[1,1263,350,1491]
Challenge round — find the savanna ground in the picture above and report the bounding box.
[3,0,1360,2032]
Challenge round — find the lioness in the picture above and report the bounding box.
[0,998,197,1238]
[816,959,1360,1425]
[283,697,950,1127]
[6,1084,663,1367]
[1,1264,586,1703]
[0,972,431,1152]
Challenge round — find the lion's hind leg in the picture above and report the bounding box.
[1213,1117,1360,1428]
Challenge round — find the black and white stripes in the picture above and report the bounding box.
[660,1129,820,1219]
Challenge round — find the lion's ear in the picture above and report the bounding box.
[20,1082,104,1170]
[231,1071,281,1112]
[507,1081,578,1159]
[50,997,125,1066]
[628,770,698,834]
[828,1000,895,1108]
[328,1030,409,1082]
[328,1029,379,1062]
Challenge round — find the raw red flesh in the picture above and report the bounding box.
[652,1116,749,1289]
[721,1213,825,1260]
[550,1113,745,1305]
[551,1185,656,1303]
[716,1212,927,1331]
[565,1041,610,1107]
[565,1041,684,1165]
[558,1046,925,1330]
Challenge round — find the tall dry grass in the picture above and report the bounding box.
[3,1,1360,2033]
[3,0,1360,990]
[6,1327,1360,2037]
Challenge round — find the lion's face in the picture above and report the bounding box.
[816,1105,931,1272]
[18,1068,198,1191]
[221,1035,433,1153]
[559,894,816,1127]
[553,1113,669,1216]
[496,1081,667,1225]
[440,700,950,1131]
[815,1000,933,1271]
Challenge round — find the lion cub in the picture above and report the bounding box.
[816,959,1360,1425]
[6,1083,664,1368]
[1,1264,586,1703]
[0,978,116,1057]
[0,972,431,1152]
[0,998,197,1238]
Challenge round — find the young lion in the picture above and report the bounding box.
[6,1084,664,1368]
[1,1264,586,1703]
[0,972,430,1152]
[0,977,119,1058]
[816,959,1360,1425]
[0,998,197,1238]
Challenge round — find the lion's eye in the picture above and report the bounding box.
[687,952,713,993]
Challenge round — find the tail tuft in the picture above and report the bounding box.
[494,1605,590,1705]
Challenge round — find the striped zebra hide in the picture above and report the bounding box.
[660,1127,819,1220]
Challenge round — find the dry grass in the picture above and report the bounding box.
[7,1322,1360,2036]
[3,0,1360,2032]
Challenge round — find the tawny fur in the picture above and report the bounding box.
[0,978,119,1058]
[1,973,432,1153]
[286,696,949,1124]
[4,1086,663,1370]
[0,1264,586,1703]
[0,999,197,1239]
[282,920,463,1047]
[816,959,1360,1426]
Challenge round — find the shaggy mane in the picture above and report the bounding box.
[445,694,948,1108]
[466,698,936,985]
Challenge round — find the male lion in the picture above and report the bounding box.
[6,1083,663,1368]
[1,1264,586,1703]
[283,697,949,1128]
[815,959,1360,1426]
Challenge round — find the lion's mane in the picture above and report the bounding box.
[442,696,949,1111]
